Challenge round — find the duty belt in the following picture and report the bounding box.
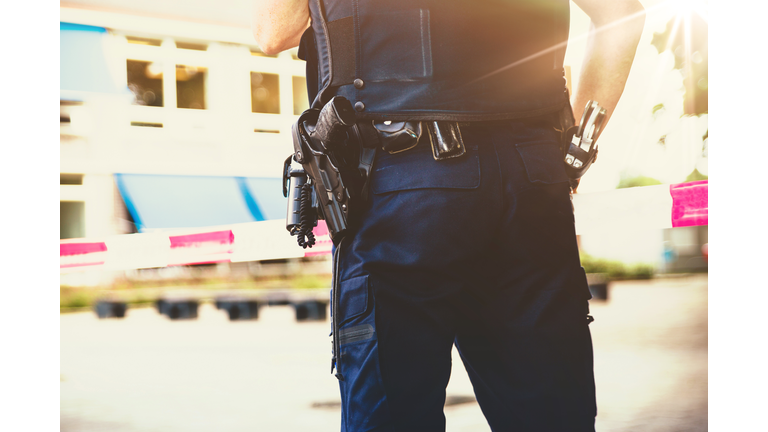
[370,120,467,161]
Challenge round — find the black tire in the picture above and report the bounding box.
[112,302,127,318]
[589,283,609,301]
[95,302,109,319]
[295,301,328,322]
[228,305,241,321]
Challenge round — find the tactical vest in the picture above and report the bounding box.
[298,0,571,121]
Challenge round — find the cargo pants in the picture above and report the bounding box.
[332,119,597,432]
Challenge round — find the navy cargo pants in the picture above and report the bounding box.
[332,120,597,432]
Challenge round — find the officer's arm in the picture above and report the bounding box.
[251,0,310,55]
[570,0,645,129]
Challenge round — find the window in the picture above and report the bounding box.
[175,41,207,51]
[127,60,163,107]
[176,65,207,109]
[60,201,85,239]
[251,72,280,114]
[60,174,83,185]
[293,76,309,115]
[60,100,80,129]
[126,36,161,46]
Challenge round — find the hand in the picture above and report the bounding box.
[570,178,581,193]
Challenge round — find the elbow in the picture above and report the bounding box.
[252,28,288,55]
[258,40,284,56]
[258,34,304,56]
[252,23,307,55]
[261,46,282,56]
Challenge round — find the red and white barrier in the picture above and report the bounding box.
[60,181,707,273]
[571,180,708,235]
[59,219,328,274]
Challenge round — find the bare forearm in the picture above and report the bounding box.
[251,0,310,55]
[571,0,645,130]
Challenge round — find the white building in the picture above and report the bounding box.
[61,1,307,240]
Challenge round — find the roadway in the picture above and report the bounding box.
[61,274,707,432]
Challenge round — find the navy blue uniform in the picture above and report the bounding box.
[332,121,596,431]
[300,1,597,430]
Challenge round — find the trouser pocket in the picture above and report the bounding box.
[336,275,392,432]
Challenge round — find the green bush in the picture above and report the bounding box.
[60,289,94,309]
[616,175,663,189]
[125,295,154,306]
[292,274,332,290]
[579,253,655,280]
[628,263,655,279]
[685,168,708,182]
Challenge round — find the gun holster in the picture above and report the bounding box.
[285,96,376,245]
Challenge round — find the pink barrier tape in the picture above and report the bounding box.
[304,243,332,257]
[60,242,109,269]
[168,230,235,266]
[670,180,708,228]
[59,182,709,273]
[304,221,332,257]
[60,261,106,269]
[60,242,108,256]
[172,259,232,266]
[169,230,234,249]
[312,221,329,237]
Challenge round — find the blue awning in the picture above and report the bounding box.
[238,177,286,221]
[60,22,127,98]
[115,174,286,232]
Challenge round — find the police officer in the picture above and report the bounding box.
[253,1,644,431]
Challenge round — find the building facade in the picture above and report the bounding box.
[61,2,307,240]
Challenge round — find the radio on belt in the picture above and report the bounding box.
[563,100,606,184]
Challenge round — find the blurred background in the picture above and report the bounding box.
[59,0,708,431]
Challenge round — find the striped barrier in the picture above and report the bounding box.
[571,180,708,235]
[60,181,708,273]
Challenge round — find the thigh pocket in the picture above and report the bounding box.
[337,274,370,327]
[371,145,480,194]
[516,141,569,185]
[336,275,391,431]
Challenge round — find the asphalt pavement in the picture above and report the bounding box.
[61,274,707,432]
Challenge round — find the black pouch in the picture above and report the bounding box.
[373,121,422,154]
[427,121,466,160]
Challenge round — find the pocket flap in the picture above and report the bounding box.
[372,146,480,194]
[516,142,569,185]
[339,274,369,324]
